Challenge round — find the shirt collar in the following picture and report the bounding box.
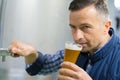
[89,28,118,64]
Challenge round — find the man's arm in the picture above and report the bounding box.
[26,50,64,75]
[9,40,64,75]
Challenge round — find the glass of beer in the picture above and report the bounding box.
[64,41,82,63]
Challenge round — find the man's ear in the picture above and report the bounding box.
[105,21,112,32]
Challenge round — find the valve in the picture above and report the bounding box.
[0,48,11,62]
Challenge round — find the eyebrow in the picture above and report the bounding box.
[69,23,91,27]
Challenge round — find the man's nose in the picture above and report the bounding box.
[73,30,84,40]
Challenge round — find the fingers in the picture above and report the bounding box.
[58,62,92,80]
[8,40,28,56]
[58,62,82,80]
[9,47,22,57]
[58,68,79,79]
[61,61,84,72]
[58,74,73,80]
[9,41,20,57]
[8,40,37,58]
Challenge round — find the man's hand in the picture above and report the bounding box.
[58,61,92,80]
[8,40,38,64]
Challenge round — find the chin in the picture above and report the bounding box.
[81,47,90,53]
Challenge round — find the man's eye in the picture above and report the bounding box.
[80,25,91,32]
[70,26,76,29]
[81,26,89,30]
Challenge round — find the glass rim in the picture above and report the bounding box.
[65,41,82,50]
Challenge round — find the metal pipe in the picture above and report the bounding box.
[0,0,7,47]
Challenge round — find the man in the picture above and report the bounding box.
[9,0,120,80]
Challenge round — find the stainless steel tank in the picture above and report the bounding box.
[0,0,72,80]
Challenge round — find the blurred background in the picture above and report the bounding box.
[0,0,120,80]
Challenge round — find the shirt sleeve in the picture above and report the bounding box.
[26,50,64,76]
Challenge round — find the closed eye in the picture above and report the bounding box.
[69,24,76,30]
[80,24,92,32]
[81,25,89,30]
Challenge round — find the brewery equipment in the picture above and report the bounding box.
[0,0,72,80]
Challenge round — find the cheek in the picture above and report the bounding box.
[72,32,75,40]
[71,31,78,40]
[86,34,101,46]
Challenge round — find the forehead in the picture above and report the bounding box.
[69,5,100,25]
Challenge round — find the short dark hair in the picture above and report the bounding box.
[69,0,109,21]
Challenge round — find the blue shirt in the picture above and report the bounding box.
[26,28,120,80]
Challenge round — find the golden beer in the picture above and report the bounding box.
[64,42,82,63]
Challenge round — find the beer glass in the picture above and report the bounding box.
[64,41,82,63]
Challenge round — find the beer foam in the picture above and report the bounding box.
[65,43,82,50]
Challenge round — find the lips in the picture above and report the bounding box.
[75,40,87,46]
[79,43,85,46]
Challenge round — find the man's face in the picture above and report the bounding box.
[69,6,111,54]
